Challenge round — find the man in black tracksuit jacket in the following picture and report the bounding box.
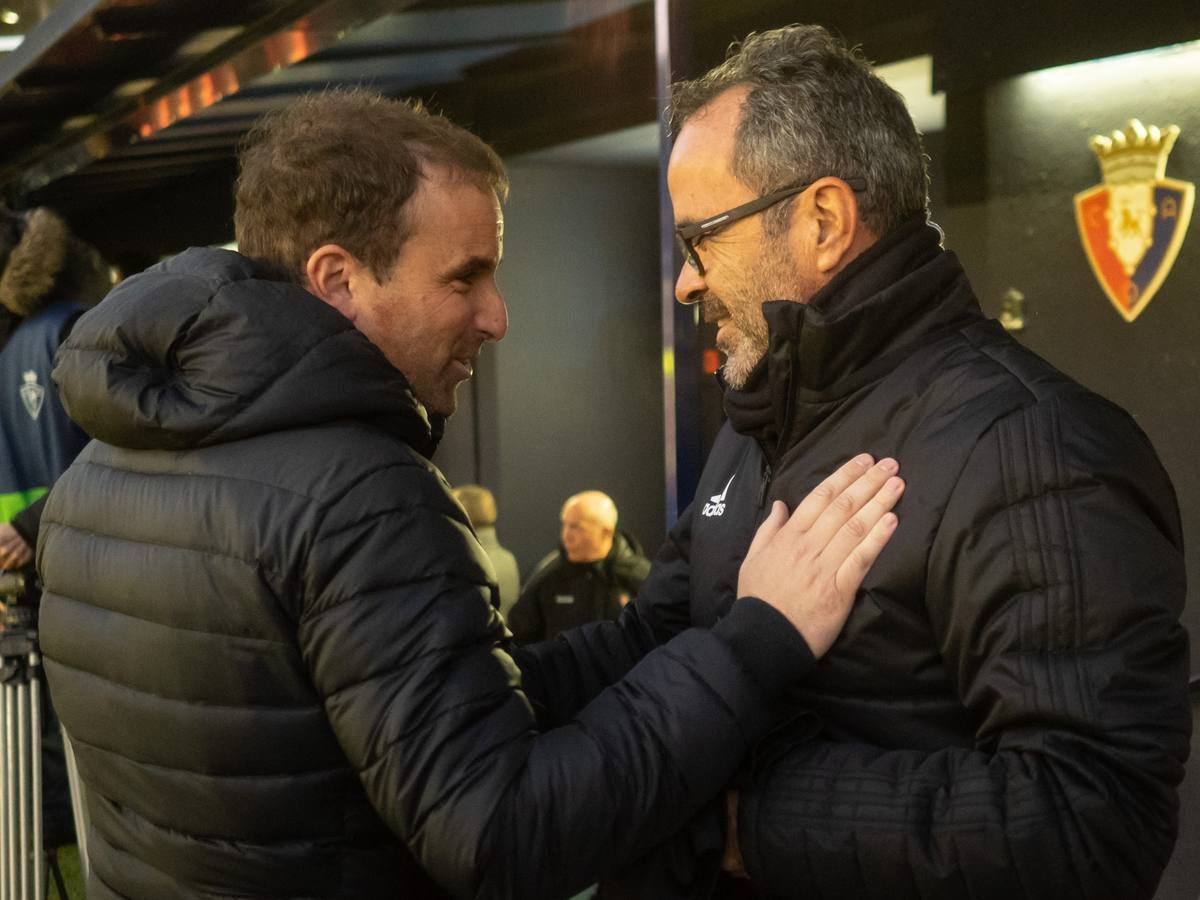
[36,89,904,898]
[510,530,650,643]
[515,26,1191,899]
[511,490,652,643]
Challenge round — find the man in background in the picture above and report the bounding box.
[0,205,110,856]
[0,206,109,572]
[452,483,521,617]
[510,490,649,643]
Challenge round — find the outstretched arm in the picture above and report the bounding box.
[302,454,903,899]
[513,454,902,728]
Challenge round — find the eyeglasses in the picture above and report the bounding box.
[674,177,866,277]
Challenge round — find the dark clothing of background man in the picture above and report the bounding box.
[0,206,107,563]
[511,532,650,642]
[38,248,832,899]
[0,302,86,539]
[520,211,1190,898]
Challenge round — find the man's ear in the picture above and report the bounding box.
[305,244,360,320]
[796,177,863,275]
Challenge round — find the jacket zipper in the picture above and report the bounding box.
[757,459,773,509]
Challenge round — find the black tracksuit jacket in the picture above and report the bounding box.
[518,219,1191,899]
[510,533,651,643]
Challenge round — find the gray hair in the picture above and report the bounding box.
[669,25,929,238]
[562,491,618,530]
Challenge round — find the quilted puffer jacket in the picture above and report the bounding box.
[37,248,818,899]
[520,219,1191,899]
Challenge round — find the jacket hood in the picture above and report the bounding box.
[724,218,984,454]
[0,207,110,318]
[53,247,440,455]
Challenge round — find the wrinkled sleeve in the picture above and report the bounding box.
[297,461,814,900]
[738,394,1191,899]
[511,499,698,728]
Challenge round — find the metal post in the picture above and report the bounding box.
[4,682,16,899]
[16,681,27,899]
[63,726,88,882]
[654,0,703,527]
[654,0,679,528]
[30,651,42,900]
[0,682,7,900]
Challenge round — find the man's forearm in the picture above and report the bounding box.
[510,601,663,728]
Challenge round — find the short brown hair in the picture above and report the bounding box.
[452,484,497,528]
[234,88,508,284]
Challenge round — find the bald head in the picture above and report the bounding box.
[560,490,617,563]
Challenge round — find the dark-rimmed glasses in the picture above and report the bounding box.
[675,177,866,277]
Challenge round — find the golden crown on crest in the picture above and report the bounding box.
[1088,119,1180,185]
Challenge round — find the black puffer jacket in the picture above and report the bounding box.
[520,220,1191,899]
[38,248,818,899]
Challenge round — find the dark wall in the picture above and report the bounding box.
[930,41,1200,662]
[464,163,666,576]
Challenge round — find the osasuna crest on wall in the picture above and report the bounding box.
[19,369,45,420]
[1074,119,1194,322]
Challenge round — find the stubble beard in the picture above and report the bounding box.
[707,245,805,390]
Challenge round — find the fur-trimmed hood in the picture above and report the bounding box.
[0,207,111,318]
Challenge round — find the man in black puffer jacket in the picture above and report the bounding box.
[515,26,1191,900]
[36,89,905,899]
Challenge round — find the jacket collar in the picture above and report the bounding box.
[724,218,984,456]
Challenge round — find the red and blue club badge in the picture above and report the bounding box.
[1074,119,1194,322]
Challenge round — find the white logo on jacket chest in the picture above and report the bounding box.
[702,475,736,518]
[19,370,44,421]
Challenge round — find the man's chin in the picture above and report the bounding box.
[430,398,456,418]
[721,352,756,390]
[415,385,458,418]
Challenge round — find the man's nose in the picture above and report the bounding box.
[479,282,508,341]
[674,262,705,305]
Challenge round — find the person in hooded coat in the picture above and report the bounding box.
[0,206,109,570]
[0,204,111,850]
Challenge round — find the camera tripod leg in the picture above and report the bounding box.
[5,681,16,900]
[31,657,42,900]
[0,684,7,900]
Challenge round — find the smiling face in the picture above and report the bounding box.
[348,168,507,416]
[560,498,615,563]
[668,86,820,388]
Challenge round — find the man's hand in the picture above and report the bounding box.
[0,523,33,571]
[737,454,903,658]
